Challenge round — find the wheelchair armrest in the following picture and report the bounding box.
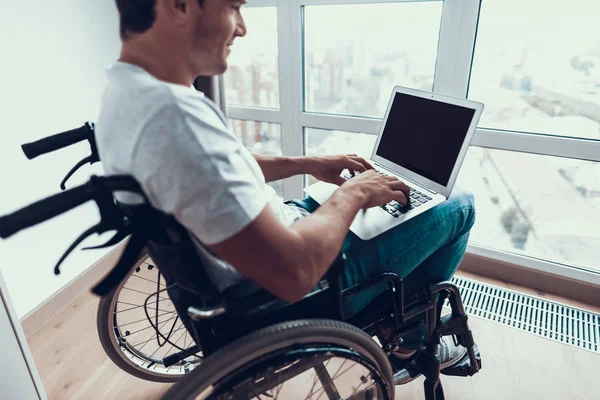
[324,252,347,282]
[323,252,347,320]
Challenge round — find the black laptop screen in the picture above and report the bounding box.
[375,92,476,186]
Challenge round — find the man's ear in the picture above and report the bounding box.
[158,0,192,26]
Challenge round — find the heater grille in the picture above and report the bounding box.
[451,276,599,353]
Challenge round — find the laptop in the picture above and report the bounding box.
[304,85,484,240]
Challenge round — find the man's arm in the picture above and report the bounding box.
[209,171,410,302]
[254,154,374,183]
[252,155,308,182]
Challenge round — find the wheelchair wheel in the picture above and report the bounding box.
[96,251,202,382]
[162,319,395,400]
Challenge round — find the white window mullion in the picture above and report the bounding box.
[299,0,439,5]
[227,106,282,124]
[298,112,600,162]
[245,0,277,7]
[473,129,600,163]
[433,0,481,97]
[300,113,381,135]
[278,0,304,199]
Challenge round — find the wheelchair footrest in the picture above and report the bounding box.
[440,344,481,377]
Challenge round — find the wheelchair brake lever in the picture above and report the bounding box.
[82,228,131,251]
[54,223,132,275]
[59,123,100,190]
[53,224,103,275]
[54,176,131,274]
[60,156,93,190]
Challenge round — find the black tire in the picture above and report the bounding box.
[162,319,395,400]
[96,250,200,383]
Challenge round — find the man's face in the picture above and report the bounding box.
[190,0,247,76]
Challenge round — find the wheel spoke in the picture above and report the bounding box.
[163,324,188,357]
[117,311,174,328]
[127,315,178,336]
[128,273,167,287]
[165,328,189,372]
[121,286,171,300]
[307,359,348,400]
[132,326,187,350]
[306,359,361,400]
[147,321,185,360]
[116,300,175,314]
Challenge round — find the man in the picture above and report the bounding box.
[97,0,475,375]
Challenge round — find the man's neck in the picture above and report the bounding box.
[119,40,194,87]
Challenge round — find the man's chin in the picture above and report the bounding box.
[197,62,228,77]
[217,60,228,75]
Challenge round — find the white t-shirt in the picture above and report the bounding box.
[96,62,308,291]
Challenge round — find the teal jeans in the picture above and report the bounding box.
[290,189,475,348]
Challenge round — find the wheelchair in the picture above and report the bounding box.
[0,173,481,400]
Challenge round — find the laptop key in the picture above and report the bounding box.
[393,204,407,213]
[417,197,428,203]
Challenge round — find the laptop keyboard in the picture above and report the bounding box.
[341,168,433,218]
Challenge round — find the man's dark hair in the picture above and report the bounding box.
[116,0,205,39]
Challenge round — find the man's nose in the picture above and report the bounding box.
[235,16,247,37]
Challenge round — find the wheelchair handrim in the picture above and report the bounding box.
[162,320,395,400]
[207,346,392,399]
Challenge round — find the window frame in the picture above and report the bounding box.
[224,0,600,285]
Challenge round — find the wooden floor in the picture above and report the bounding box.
[28,272,600,400]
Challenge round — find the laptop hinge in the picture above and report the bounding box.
[374,163,438,195]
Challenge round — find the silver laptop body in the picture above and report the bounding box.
[304,85,484,240]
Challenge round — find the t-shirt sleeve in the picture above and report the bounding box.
[131,103,267,245]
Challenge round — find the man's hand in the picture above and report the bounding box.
[309,154,374,186]
[341,170,410,208]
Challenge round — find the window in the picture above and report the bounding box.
[229,119,283,197]
[304,131,600,273]
[222,1,600,284]
[224,7,279,108]
[304,128,378,185]
[304,2,443,118]
[230,119,282,156]
[456,148,600,273]
[305,128,377,158]
[469,0,600,140]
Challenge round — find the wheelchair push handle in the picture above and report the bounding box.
[0,183,93,239]
[21,122,100,190]
[21,122,94,160]
[0,175,142,240]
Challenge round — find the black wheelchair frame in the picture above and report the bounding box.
[0,123,482,399]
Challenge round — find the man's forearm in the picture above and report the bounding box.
[284,185,366,295]
[253,154,314,182]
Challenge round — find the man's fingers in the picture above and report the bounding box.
[331,175,346,186]
[393,191,408,206]
[388,178,411,198]
[351,156,374,170]
[348,160,367,174]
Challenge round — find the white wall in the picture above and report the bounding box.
[0,2,121,318]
